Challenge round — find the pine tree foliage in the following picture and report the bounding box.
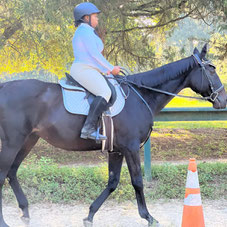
[0,0,226,75]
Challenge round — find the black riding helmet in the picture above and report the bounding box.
[74,2,100,27]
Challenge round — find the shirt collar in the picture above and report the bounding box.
[80,23,94,31]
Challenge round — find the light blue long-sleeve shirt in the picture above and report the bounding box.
[72,23,114,74]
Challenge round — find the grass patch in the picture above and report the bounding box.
[3,159,227,204]
[154,121,227,129]
[146,128,227,161]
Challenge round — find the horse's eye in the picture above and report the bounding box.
[207,64,216,75]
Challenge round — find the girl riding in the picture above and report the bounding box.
[70,2,120,142]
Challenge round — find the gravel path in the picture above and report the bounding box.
[3,199,227,227]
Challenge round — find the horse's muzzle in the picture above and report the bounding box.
[213,89,227,109]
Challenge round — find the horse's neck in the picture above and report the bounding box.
[129,56,196,115]
[151,74,188,114]
[145,59,196,114]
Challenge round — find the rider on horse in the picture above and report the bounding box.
[70,2,120,142]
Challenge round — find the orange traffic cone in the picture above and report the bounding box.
[181,158,205,227]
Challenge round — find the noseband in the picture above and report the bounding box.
[192,54,224,102]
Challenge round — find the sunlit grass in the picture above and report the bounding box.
[154,121,227,129]
[151,131,192,139]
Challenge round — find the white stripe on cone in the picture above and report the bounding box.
[184,194,202,206]
[185,170,200,188]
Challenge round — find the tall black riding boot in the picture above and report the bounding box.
[80,96,108,141]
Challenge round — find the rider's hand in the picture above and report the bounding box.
[111,66,121,76]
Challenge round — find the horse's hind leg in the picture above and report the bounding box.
[0,135,27,227]
[83,151,124,227]
[7,133,39,220]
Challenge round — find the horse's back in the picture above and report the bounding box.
[0,79,57,98]
[0,79,61,104]
[0,79,61,128]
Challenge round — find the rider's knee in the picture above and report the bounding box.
[100,87,111,102]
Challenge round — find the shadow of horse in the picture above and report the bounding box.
[0,44,226,227]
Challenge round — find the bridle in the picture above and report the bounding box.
[117,54,224,103]
[192,54,224,102]
[111,55,224,118]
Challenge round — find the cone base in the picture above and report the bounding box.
[182,205,205,227]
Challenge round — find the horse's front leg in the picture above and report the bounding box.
[125,148,159,227]
[83,151,124,227]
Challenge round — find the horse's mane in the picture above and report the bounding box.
[127,56,195,87]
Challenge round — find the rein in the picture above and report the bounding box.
[117,55,224,102]
[121,78,223,102]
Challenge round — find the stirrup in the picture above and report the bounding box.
[95,127,106,141]
[80,128,107,142]
[87,128,107,143]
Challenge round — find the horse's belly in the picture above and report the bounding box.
[39,132,102,151]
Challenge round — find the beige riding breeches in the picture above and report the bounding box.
[70,63,111,102]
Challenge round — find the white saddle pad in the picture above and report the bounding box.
[59,76,125,117]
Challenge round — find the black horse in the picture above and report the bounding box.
[0,45,226,227]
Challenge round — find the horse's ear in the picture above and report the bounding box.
[193,47,200,56]
[200,43,208,59]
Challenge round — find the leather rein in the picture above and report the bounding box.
[116,54,224,103]
[108,54,224,118]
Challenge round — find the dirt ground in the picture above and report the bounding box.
[3,199,227,227]
[2,128,227,227]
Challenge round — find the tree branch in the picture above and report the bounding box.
[111,10,195,33]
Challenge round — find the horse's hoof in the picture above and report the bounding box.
[83,218,93,227]
[22,208,30,219]
[148,219,160,227]
[21,216,30,226]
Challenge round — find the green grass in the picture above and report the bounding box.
[154,121,227,129]
[3,158,227,204]
[147,128,227,160]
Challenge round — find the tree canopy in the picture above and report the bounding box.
[0,0,226,76]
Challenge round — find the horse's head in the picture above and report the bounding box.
[189,44,226,109]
